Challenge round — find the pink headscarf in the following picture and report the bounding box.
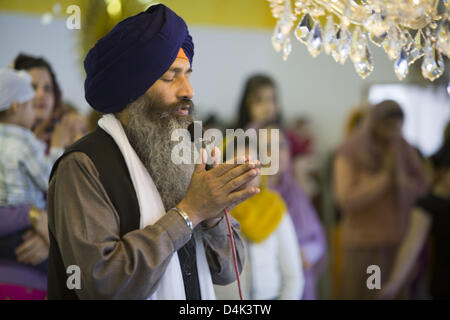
[338,100,428,215]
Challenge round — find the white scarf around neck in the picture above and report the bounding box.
[98,114,216,300]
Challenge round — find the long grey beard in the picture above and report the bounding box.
[124,94,195,211]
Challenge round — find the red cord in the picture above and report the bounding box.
[223,207,243,300]
[210,154,243,300]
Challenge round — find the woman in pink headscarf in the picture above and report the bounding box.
[268,128,327,300]
[333,100,428,300]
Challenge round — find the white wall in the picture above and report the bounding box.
[0,12,85,114]
[1,12,448,155]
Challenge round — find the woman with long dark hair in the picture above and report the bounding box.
[235,74,282,130]
[13,53,75,148]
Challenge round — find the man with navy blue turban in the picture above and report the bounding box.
[46,4,260,300]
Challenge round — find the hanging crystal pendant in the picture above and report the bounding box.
[295,13,312,45]
[354,45,374,79]
[349,28,374,79]
[331,28,341,63]
[280,19,292,35]
[272,19,292,52]
[331,48,340,63]
[337,26,351,65]
[394,48,409,80]
[307,21,323,58]
[384,25,403,60]
[421,39,444,81]
[350,27,366,64]
[323,15,336,55]
[282,37,292,61]
[272,20,286,52]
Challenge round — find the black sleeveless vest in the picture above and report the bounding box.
[47,126,201,299]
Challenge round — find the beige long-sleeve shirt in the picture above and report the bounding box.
[47,152,245,299]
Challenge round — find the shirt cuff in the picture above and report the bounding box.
[156,209,193,251]
[201,216,229,237]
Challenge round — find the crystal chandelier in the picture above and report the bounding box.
[269,0,450,81]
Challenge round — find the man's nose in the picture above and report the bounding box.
[177,77,194,100]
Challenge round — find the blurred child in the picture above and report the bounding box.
[0,68,64,210]
[268,128,327,300]
[214,137,304,300]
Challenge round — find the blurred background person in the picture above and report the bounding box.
[62,101,88,143]
[380,139,450,300]
[214,137,304,300]
[235,74,281,130]
[0,53,84,300]
[326,105,369,298]
[333,100,428,299]
[268,126,327,300]
[286,117,314,157]
[285,117,321,205]
[229,74,324,299]
[12,53,77,149]
[232,74,320,202]
[233,74,322,211]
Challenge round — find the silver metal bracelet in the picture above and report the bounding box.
[170,207,194,232]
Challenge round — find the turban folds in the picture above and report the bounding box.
[84,4,194,113]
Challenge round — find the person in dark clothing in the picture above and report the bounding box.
[380,139,450,300]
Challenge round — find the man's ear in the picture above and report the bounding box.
[115,108,130,127]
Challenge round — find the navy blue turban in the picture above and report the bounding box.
[84,4,194,113]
